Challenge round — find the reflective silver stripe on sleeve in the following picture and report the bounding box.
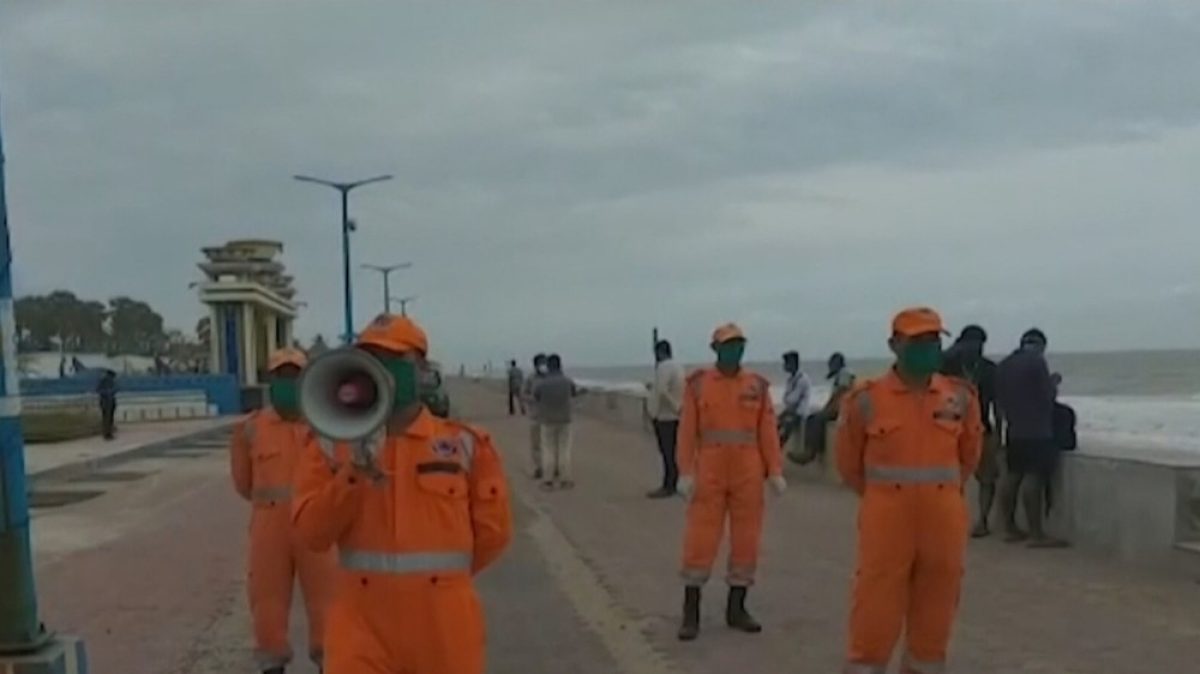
[843,664,886,674]
[864,465,961,483]
[339,549,472,575]
[251,486,293,502]
[699,429,756,445]
[857,390,873,424]
[459,431,476,471]
[902,656,946,674]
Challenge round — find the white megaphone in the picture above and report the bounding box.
[298,347,395,443]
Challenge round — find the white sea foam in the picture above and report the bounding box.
[573,378,1200,455]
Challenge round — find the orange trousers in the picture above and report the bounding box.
[847,486,968,671]
[248,505,336,670]
[681,448,765,586]
[324,573,485,674]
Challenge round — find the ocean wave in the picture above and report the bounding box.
[575,378,1200,454]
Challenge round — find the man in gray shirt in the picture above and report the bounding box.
[533,353,580,490]
[522,353,549,479]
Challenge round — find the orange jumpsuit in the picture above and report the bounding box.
[835,370,982,674]
[677,367,783,586]
[230,409,336,671]
[292,409,512,674]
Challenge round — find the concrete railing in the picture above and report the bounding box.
[563,385,1200,574]
[21,390,216,422]
[21,373,240,414]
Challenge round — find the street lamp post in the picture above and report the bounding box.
[293,173,392,344]
[361,262,412,315]
[389,295,418,317]
[0,82,87,668]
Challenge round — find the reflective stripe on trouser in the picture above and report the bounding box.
[252,485,293,502]
[680,469,764,587]
[699,429,756,445]
[340,549,472,575]
[902,656,946,673]
[865,465,960,484]
[843,665,886,674]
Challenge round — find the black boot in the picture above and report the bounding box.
[677,586,701,641]
[262,668,285,674]
[726,586,762,633]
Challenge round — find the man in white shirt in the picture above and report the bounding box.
[778,351,811,452]
[647,339,686,498]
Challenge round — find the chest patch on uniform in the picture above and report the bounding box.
[933,392,967,421]
[432,438,462,459]
[739,385,762,403]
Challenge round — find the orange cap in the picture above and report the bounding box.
[356,313,429,356]
[711,322,746,345]
[267,347,308,372]
[891,306,949,337]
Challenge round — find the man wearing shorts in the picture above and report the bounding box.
[995,328,1068,548]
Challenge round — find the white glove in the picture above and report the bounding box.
[676,476,695,499]
[768,474,787,496]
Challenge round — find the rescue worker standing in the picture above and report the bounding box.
[835,308,982,674]
[292,315,513,674]
[676,323,786,641]
[229,348,335,674]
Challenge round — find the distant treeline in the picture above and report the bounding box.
[14,290,201,359]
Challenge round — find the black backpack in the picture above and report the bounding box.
[1053,402,1077,451]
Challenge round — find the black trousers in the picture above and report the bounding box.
[653,420,679,491]
[100,402,117,439]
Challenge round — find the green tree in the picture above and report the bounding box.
[107,296,167,356]
[14,290,107,352]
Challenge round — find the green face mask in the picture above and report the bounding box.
[714,341,746,368]
[899,342,942,377]
[378,356,420,410]
[268,379,300,415]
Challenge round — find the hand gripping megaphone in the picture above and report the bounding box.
[298,347,395,464]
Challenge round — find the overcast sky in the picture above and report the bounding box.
[2,1,1199,366]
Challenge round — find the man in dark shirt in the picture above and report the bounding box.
[995,329,1067,548]
[939,325,1001,537]
[96,369,118,440]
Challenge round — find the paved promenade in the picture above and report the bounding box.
[21,384,1200,673]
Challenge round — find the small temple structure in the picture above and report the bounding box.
[195,240,299,401]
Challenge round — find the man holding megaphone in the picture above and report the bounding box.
[230,347,336,674]
[292,314,513,674]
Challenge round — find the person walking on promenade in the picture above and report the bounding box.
[676,323,786,641]
[647,339,685,498]
[939,325,1001,538]
[292,315,513,674]
[230,348,335,674]
[835,307,982,673]
[506,359,524,415]
[96,369,118,440]
[995,328,1068,548]
[533,353,580,490]
[522,353,549,479]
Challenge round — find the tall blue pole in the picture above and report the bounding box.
[0,84,47,653]
[340,188,353,345]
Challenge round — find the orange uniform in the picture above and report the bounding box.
[677,365,783,586]
[291,409,512,674]
[836,367,982,673]
[230,407,336,671]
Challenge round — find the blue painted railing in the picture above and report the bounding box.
[20,374,241,415]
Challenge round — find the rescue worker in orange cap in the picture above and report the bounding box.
[292,314,513,674]
[230,347,335,674]
[676,322,786,641]
[835,307,983,674]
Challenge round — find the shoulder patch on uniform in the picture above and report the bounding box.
[686,369,708,384]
